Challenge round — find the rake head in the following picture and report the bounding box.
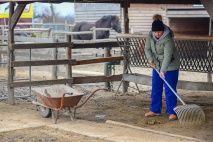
[174,104,205,125]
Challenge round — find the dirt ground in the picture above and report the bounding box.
[0,125,112,142]
[0,65,213,142]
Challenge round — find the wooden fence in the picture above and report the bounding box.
[0,33,122,104]
[0,22,117,40]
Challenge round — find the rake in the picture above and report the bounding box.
[153,68,205,125]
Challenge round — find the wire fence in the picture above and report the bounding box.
[117,35,213,73]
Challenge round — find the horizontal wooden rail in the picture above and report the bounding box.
[66,31,93,35]
[73,75,122,84]
[73,56,123,66]
[0,35,55,43]
[9,79,73,87]
[0,23,43,27]
[90,27,111,31]
[9,75,122,87]
[4,28,51,32]
[73,42,119,49]
[53,28,112,35]
[73,39,117,43]
[0,50,7,54]
[12,59,76,67]
[12,42,73,49]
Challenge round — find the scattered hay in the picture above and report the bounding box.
[144,119,164,125]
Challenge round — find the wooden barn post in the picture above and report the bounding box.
[8,3,26,104]
[66,35,72,87]
[121,0,130,94]
[208,17,212,82]
[7,2,15,105]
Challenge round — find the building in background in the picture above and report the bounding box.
[74,3,212,36]
[0,3,33,27]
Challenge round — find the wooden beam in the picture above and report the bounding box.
[0,0,201,5]
[123,73,213,91]
[123,73,152,86]
[12,59,76,67]
[9,79,74,87]
[74,56,123,66]
[73,75,122,84]
[12,42,73,49]
[116,34,213,41]
[11,4,26,30]
[12,42,118,50]
[73,42,119,49]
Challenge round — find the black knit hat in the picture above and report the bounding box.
[152,20,164,31]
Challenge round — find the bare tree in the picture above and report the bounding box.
[50,4,56,23]
[33,3,74,23]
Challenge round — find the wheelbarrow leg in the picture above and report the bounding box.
[52,110,59,124]
[68,107,74,121]
[55,110,59,124]
[74,108,77,119]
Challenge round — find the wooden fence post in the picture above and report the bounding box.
[122,0,130,94]
[0,26,4,43]
[52,39,58,79]
[66,35,72,87]
[207,17,212,82]
[92,27,96,40]
[104,47,111,89]
[0,26,4,67]
[48,28,52,38]
[8,2,15,105]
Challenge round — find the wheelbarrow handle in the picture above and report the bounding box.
[74,87,108,109]
[64,92,73,95]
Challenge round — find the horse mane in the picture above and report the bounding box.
[95,15,114,28]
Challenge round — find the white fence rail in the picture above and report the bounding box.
[0,23,114,40]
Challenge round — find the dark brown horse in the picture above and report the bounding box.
[73,15,121,40]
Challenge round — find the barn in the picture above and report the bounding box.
[74,3,212,36]
[2,0,212,103]
[0,0,213,141]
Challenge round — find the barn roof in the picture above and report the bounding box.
[0,0,201,4]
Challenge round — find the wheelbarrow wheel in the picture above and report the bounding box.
[34,94,52,118]
[38,106,52,118]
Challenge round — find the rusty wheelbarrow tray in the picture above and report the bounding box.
[32,85,107,124]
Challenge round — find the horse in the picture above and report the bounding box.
[73,15,121,40]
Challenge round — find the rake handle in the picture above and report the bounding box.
[153,68,186,105]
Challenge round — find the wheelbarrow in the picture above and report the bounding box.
[32,85,107,124]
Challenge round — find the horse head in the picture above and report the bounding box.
[111,16,122,33]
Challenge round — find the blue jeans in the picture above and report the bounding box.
[150,69,179,115]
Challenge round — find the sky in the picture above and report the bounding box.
[0,2,75,17]
[34,2,75,17]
